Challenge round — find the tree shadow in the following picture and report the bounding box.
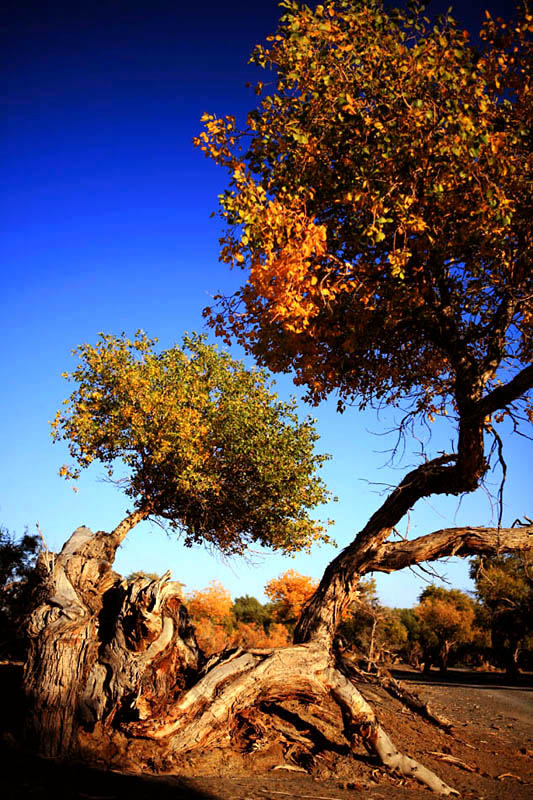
[1,663,216,800]
[2,740,218,800]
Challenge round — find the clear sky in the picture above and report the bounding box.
[2,0,528,608]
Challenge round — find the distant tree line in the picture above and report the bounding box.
[177,559,533,676]
[1,527,531,675]
[185,559,532,675]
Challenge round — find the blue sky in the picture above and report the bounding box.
[2,0,528,608]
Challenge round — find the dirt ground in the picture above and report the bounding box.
[2,664,532,800]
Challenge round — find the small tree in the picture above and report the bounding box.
[52,331,332,553]
[340,579,408,668]
[396,608,425,669]
[23,331,332,758]
[0,527,41,660]
[265,569,319,632]
[232,594,291,648]
[186,581,234,655]
[415,586,477,673]
[126,570,162,583]
[232,594,272,631]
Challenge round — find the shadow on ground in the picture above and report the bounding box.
[2,740,218,800]
[0,663,214,800]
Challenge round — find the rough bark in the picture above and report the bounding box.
[340,656,455,732]
[21,384,533,794]
[24,525,200,758]
[293,346,533,649]
[23,525,464,794]
[369,525,533,574]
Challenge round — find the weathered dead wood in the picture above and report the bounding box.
[118,640,458,793]
[25,516,533,794]
[377,671,455,732]
[429,752,477,773]
[24,526,461,794]
[24,526,201,757]
[339,655,455,732]
[369,525,533,574]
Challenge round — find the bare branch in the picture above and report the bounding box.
[367,525,533,574]
[490,427,507,528]
[36,522,55,574]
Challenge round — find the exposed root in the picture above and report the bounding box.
[24,526,459,794]
[325,666,458,795]
[124,645,458,795]
[339,654,455,731]
[429,751,477,773]
[377,671,455,731]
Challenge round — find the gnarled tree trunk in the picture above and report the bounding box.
[24,525,200,760]
[23,516,533,795]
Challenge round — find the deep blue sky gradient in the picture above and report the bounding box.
[2,0,527,607]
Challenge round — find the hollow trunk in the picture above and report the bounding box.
[24,525,201,759]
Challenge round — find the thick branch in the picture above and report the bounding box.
[367,524,533,574]
[294,452,480,647]
[110,506,151,547]
[126,645,458,795]
[477,363,533,418]
[293,432,519,647]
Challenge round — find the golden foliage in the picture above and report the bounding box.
[186,581,233,625]
[265,569,319,625]
[198,0,532,421]
[52,332,333,555]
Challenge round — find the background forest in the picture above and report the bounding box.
[2,526,531,676]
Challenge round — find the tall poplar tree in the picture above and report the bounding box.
[197,0,532,645]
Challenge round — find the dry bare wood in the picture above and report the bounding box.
[24,526,465,795]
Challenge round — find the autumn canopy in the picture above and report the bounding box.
[52,332,331,554]
[196,0,532,647]
[198,0,532,421]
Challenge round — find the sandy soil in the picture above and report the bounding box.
[2,665,532,799]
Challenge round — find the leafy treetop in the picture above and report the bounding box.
[472,552,532,613]
[0,526,42,660]
[186,580,233,625]
[415,585,477,670]
[197,0,532,424]
[52,332,332,555]
[232,594,272,629]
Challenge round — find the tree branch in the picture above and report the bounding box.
[479,292,517,386]
[367,524,533,574]
[110,506,151,546]
[477,363,533,418]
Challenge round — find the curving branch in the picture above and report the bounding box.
[110,505,152,547]
[366,524,533,574]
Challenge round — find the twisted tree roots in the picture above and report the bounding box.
[23,527,458,795]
